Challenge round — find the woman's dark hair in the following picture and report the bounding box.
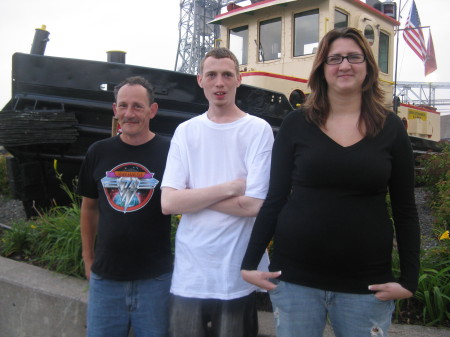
[304,27,388,137]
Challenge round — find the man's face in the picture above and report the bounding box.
[197,57,242,109]
[113,84,157,139]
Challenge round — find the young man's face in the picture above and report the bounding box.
[197,57,242,109]
[113,84,157,140]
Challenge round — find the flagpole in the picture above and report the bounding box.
[393,0,402,113]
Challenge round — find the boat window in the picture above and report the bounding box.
[259,17,282,61]
[334,10,348,29]
[364,25,375,46]
[378,31,389,73]
[229,25,249,65]
[294,9,319,56]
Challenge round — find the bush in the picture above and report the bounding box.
[32,203,83,277]
[416,139,449,238]
[416,141,450,201]
[393,140,450,327]
[0,206,83,278]
[0,169,84,277]
[0,220,38,258]
[416,231,450,326]
[393,232,450,327]
[432,173,450,230]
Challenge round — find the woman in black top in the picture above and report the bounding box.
[241,28,420,337]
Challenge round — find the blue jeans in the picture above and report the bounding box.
[87,272,172,337]
[269,281,395,337]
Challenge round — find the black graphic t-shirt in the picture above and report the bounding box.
[77,135,172,281]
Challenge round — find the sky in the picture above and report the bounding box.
[0,0,448,112]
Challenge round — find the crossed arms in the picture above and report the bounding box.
[161,178,263,217]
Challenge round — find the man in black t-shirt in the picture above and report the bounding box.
[77,76,172,337]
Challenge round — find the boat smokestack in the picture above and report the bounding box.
[107,50,126,64]
[30,25,50,55]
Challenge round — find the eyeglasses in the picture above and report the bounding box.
[325,54,366,65]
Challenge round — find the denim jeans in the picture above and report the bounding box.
[87,272,172,337]
[169,292,258,337]
[269,281,395,337]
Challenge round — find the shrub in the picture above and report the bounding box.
[419,141,450,230]
[392,141,450,327]
[0,206,83,278]
[432,173,450,230]
[0,220,38,258]
[393,233,450,327]
[416,141,450,200]
[31,202,83,277]
[0,166,84,277]
[415,230,450,326]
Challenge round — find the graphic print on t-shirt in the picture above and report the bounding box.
[101,162,159,213]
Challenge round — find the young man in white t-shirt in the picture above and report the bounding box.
[161,48,274,337]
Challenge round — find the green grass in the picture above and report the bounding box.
[0,167,84,277]
[31,203,83,277]
[1,207,84,278]
[0,220,38,258]
[392,236,450,327]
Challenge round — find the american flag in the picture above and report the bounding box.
[403,0,427,61]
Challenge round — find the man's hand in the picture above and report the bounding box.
[83,257,94,280]
[228,178,246,197]
[241,270,282,291]
[80,197,98,281]
[369,282,413,301]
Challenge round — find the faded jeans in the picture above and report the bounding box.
[269,280,395,337]
[87,271,172,337]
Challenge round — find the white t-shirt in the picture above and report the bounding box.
[161,112,273,300]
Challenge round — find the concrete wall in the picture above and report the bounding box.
[0,256,87,337]
[1,256,449,337]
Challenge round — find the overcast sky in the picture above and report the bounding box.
[0,0,448,112]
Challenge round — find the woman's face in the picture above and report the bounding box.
[324,37,367,97]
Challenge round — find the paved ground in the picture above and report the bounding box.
[257,311,450,337]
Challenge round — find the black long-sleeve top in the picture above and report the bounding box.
[241,109,420,294]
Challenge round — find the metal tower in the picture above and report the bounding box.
[175,0,222,74]
[175,0,253,74]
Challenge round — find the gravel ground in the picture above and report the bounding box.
[0,195,27,227]
[0,188,436,247]
[414,187,437,249]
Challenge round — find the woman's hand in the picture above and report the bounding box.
[369,282,413,301]
[241,270,282,291]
